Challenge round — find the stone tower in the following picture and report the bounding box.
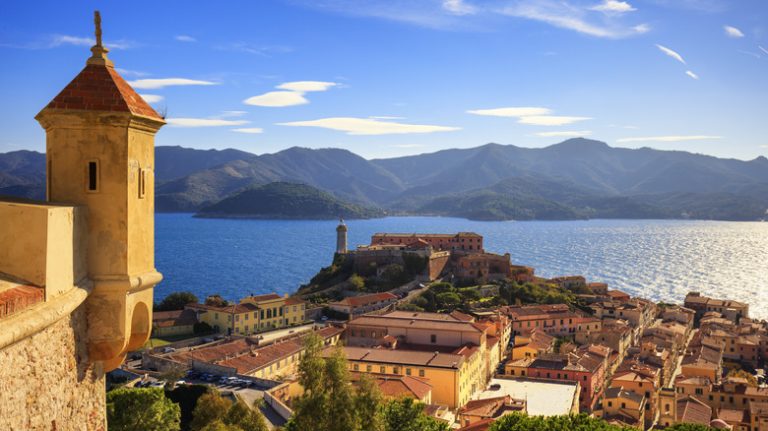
[336,218,348,254]
[35,11,165,370]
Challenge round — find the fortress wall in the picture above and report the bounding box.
[0,305,105,431]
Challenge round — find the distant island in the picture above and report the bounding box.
[2,138,767,221]
[195,182,385,220]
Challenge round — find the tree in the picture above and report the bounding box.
[157,291,199,311]
[190,392,231,431]
[159,365,186,384]
[106,387,181,431]
[348,274,366,291]
[205,295,229,307]
[355,375,384,431]
[381,398,449,431]
[665,425,716,431]
[488,413,636,431]
[224,399,268,431]
[325,344,357,431]
[286,334,329,431]
[194,321,214,334]
[726,368,758,386]
[191,391,268,431]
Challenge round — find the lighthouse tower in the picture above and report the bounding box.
[336,218,348,254]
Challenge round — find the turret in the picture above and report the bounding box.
[35,11,165,370]
[336,218,348,254]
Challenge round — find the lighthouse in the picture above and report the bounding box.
[336,218,348,254]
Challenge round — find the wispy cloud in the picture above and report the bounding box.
[276,81,337,92]
[590,0,637,15]
[244,81,338,107]
[139,94,164,104]
[218,42,293,56]
[738,50,761,59]
[277,117,460,135]
[245,91,309,107]
[219,111,248,118]
[759,46,768,55]
[128,78,218,90]
[535,130,592,137]
[501,0,649,39]
[116,68,149,78]
[519,116,591,126]
[166,118,249,128]
[617,135,722,143]
[232,127,264,134]
[468,106,590,126]
[370,116,406,120]
[467,107,552,117]
[175,35,196,42]
[442,0,476,15]
[685,70,699,80]
[723,25,744,38]
[656,44,686,64]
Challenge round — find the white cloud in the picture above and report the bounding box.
[442,0,476,15]
[467,107,552,117]
[175,35,196,42]
[535,130,592,137]
[686,70,699,80]
[245,81,338,107]
[166,118,249,128]
[49,35,132,50]
[277,117,460,135]
[139,94,164,104]
[276,81,337,92]
[115,68,149,78]
[759,46,768,55]
[501,1,649,39]
[724,25,745,38]
[370,116,406,120]
[655,44,686,64]
[617,135,722,143]
[739,50,762,59]
[232,128,264,134]
[590,0,636,14]
[244,91,309,107]
[128,78,218,90]
[518,115,592,126]
[220,110,248,118]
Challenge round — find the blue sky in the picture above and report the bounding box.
[1,0,767,160]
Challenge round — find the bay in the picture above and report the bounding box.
[155,214,768,318]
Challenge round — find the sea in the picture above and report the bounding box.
[155,214,768,318]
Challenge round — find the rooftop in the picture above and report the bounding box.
[475,378,578,417]
[336,346,465,369]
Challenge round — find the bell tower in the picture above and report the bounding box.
[35,11,165,370]
[336,218,348,254]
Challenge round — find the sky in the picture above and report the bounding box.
[1,0,767,160]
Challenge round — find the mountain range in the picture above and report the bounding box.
[1,138,767,221]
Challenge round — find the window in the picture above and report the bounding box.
[393,367,400,374]
[380,366,386,374]
[406,368,411,376]
[608,401,613,407]
[430,334,437,343]
[419,369,425,377]
[87,160,99,192]
[366,365,372,372]
[138,168,146,198]
[260,310,265,320]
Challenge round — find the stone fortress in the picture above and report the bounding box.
[0,12,164,430]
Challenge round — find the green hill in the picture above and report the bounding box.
[195,182,385,220]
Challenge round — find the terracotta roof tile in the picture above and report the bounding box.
[43,64,161,120]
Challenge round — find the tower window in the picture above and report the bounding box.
[87,160,99,192]
[138,168,146,199]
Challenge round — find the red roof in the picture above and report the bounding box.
[43,63,161,120]
[332,292,398,308]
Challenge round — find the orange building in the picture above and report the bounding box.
[371,232,484,253]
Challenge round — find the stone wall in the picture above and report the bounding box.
[0,305,105,431]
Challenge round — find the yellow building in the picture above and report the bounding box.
[187,293,306,335]
[334,345,484,409]
[0,12,162,429]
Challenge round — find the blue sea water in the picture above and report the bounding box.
[155,214,768,318]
